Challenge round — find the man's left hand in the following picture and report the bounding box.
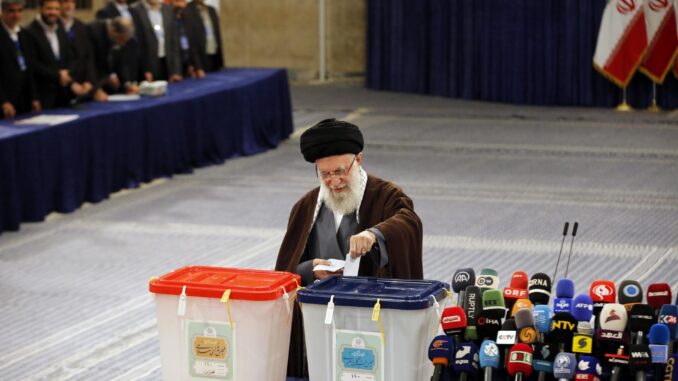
[349,230,376,258]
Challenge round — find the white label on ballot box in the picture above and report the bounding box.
[334,329,383,381]
[187,320,235,379]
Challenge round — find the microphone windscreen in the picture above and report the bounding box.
[533,305,552,334]
[550,312,578,347]
[556,278,575,298]
[533,342,555,373]
[628,303,654,334]
[515,308,535,329]
[510,271,528,289]
[575,356,602,375]
[628,344,652,372]
[589,280,616,304]
[599,304,628,331]
[428,335,453,366]
[476,310,502,341]
[482,289,506,318]
[502,318,517,331]
[452,268,475,293]
[658,304,678,338]
[647,283,672,310]
[553,352,577,378]
[441,306,467,336]
[463,286,482,341]
[618,280,643,305]
[571,294,594,322]
[528,273,552,305]
[511,298,534,317]
[479,340,500,369]
[476,268,499,292]
[453,342,479,373]
[648,323,670,345]
[507,343,534,377]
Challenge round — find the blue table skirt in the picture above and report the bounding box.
[0,68,293,235]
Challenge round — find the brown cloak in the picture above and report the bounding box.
[275,174,423,377]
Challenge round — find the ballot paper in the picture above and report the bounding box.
[107,94,141,102]
[15,114,79,126]
[313,258,345,273]
[343,253,361,276]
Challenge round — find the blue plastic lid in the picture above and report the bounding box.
[297,276,450,310]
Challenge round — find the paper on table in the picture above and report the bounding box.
[15,114,79,126]
[313,258,344,273]
[343,253,361,276]
[107,94,141,102]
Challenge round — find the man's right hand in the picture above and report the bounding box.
[58,70,72,87]
[312,259,342,280]
[144,72,153,82]
[2,102,16,119]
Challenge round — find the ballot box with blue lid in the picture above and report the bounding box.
[297,276,450,381]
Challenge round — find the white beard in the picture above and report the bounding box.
[319,166,362,215]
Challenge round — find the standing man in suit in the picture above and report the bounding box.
[96,0,132,20]
[95,0,140,86]
[171,0,203,78]
[24,0,89,108]
[184,0,223,72]
[130,0,182,82]
[0,0,40,118]
[60,0,104,102]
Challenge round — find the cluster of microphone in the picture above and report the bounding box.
[428,267,678,380]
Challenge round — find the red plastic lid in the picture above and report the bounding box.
[149,266,301,301]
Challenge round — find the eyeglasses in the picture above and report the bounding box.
[317,155,356,180]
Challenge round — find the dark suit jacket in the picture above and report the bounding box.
[0,27,37,115]
[65,18,97,85]
[87,20,139,92]
[96,1,123,20]
[24,19,73,109]
[184,1,223,71]
[130,1,181,80]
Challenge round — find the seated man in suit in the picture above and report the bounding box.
[24,0,90,108]
[87,16,139,97]
[130,0,182,82]
[184,0,223,72]
[0,0,41,118]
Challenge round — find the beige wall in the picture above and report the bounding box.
[20,0,366,81]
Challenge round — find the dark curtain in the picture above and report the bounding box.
[367,0,678,109]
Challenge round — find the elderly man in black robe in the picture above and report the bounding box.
[275,118,423,377]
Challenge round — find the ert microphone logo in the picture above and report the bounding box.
[649,0,670,12]
[592,284,613,300]
[616,0,636,14]
[623,285,640,297]
[454,271,470,283]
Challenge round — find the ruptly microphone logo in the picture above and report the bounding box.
[605,309,622,323]
[455,271,471,283]
[593,284,613,300]
[623,285,641,298]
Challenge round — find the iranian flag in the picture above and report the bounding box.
[594,0,649,87]
[639,0,678,83]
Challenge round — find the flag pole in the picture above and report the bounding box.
[616,86,632,112]
[647,82,661,112]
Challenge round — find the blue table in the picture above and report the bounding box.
[0,68,293,235]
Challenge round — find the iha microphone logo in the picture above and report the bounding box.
[649,0,670,12]
[617,0,636,14]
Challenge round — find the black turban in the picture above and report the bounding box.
[299,118,364,163]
